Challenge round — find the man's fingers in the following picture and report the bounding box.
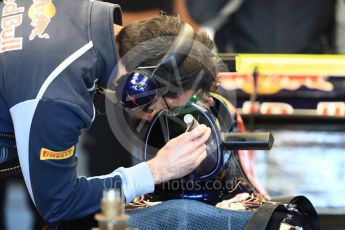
[188,124,210,141]
[188,142,207,163]
[173,124,209,144]
[191,127,211,149]
[194,149,207,167]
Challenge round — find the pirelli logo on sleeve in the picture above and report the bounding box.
[40,146,75,160]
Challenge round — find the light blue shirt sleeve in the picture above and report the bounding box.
[116,162,155,202]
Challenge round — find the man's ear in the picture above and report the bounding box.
[114,24,123,38]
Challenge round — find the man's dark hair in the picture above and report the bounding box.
[116,15,218,97]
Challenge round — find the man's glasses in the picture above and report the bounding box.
[160,91,207,116]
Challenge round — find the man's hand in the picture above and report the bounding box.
[147,124,211,184]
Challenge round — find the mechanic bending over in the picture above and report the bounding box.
[0,0,218,225]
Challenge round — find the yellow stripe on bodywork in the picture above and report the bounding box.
[234,54,345,76]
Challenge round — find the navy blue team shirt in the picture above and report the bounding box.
[0,0,154,224]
